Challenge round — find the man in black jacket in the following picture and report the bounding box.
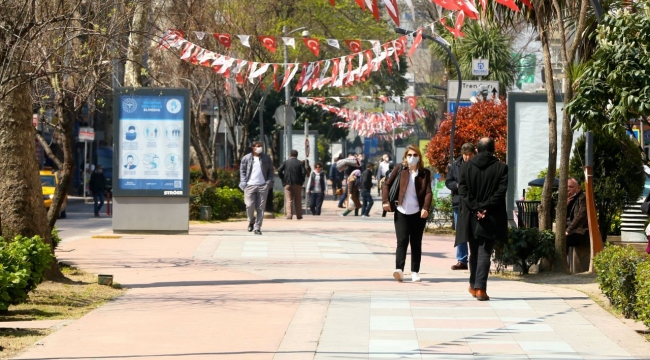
[457,138,508,301]
[360,163,374,217]
[446,143,475,270]
[278,150,306,220]
[89,165,107,217]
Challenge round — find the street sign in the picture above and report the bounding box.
[472,58,489,76]
[447,80,499,101]
[79,127,95,141]
[447,101,473,113]
[274,105,296,127]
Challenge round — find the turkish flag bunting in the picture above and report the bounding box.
[460,0,480,20]
[356,0,365,10]
[405,96,418,109]
[395,36,407,56]
[520,0,533,9]
[363,50,373,77]
[330,0,335,5]
[273,64,280,91]
[495,0,520,12]
[383,0,400,26]
[213,33,232,48]
[302,38,320,56]
[280,63,298,89]
[455,11,467,37]
[383,44,393,74]
[295,63,307,91]
[330,58,340,84]
[345,39,362,53]
[479,0,487,9]
[407,29,423,58]
[258,36,277,52]
[431,0,461,11]
[371,0,380,21]
[379,95,388,103]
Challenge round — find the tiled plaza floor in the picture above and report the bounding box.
[13,196,650,359]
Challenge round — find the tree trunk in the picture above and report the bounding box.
[124,1,148,88]
[0,79,63,279]
[535,11,558,234]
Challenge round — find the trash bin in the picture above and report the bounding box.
[200,206,212,221]
[516,200,541,228]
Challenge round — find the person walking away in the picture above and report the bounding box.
[360,163,375,217]
[381,163,395,218]
[382,144,432,282]
[278,149,306,220]
[239,141,274,235]
[566,178,590,271]
[457,137,508,301]
[89,165,107,217]
[337,154,359,209]
[377,154,390,196]
[329,156,344,201]
[306,162,327,215]
[341,169,362,216]
[446,143,476,270]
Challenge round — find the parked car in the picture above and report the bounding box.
[41,168,67,218]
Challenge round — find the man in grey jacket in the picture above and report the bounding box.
[239,141,274,235]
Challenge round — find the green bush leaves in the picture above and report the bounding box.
[493,227,555,274]
[0,236,53,311]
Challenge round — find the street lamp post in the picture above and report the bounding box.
[282,26,308,161]
[394,27,461,162]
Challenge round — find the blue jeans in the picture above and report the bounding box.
[93,191,105,215]
[361,190,374,216]
[454,207,468,264]
[337,185,349,207]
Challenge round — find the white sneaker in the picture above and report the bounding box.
[411,272,421,282]
[393,269,403,282]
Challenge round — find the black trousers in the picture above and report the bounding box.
[394,210,426,272]
[469,236,495,291]
[309,192,324,215]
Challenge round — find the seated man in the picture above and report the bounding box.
[566,177,590,272]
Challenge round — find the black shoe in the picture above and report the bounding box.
[337,205,345,209]
[247,220,254,232]
[254,230,262,235]
[94,213,100,218]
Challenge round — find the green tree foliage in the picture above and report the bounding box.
[569,133,645,242]
[566,3,650,138]
[431,22,516,94]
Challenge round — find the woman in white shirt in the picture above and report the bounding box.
[306,162,328,215]
[381,144,433,282]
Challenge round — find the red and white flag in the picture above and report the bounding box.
[364,0,380,21]
[302,38,320,56]
[345,39,362,53]
[407,28,423,58]
[460,0,480,20]
[213,34,232,48]
[431,0,461,11]
[280,63,299,89]
[258,36,277,52]
[495,0,520,12]
[383,0,400,26]
[405,96,418,109]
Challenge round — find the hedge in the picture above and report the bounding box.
[189,182,246,220]
[637,260,650,328]
[594,244,646,319]
[493,227,555,274]
[0,235,53,311]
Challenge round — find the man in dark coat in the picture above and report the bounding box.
[457,137,508,301]
[446,143,475,270]
[566,178,590,271]
[278,149,306,220]
[89,165,107,217]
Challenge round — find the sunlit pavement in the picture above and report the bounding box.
[15,195,650,359]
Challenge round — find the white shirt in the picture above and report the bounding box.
[248,156,266,186]
[378,161,390,178]
[312,172,322,193]
[397,170,420,215]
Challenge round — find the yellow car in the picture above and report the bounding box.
[41,169,67,218]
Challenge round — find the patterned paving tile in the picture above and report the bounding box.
[211,239,377,260]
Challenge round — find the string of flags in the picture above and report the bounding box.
[158,24,433,93]
[298,96,419,107]
[190,31,395,58]
[298,97,426,138]
[328,0,532,39]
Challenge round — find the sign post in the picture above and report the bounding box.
[112,88,191,234]
[472,58,490,78]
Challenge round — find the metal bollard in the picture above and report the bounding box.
[200,206,212,221]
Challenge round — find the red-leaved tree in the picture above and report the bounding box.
[426,99,507,175]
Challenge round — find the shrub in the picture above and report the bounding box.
[427,196,454,229]
[51,227,62,250]
[636,260,650,328]
[190,165,203,183]
[594,244,646,318]
[189,182,245,220]
[493,227,555,274]
[273,191,284,213]
[215,167,240,189]
[0,235,53,311]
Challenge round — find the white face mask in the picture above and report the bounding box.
[254,147,263,154]
[407,156,419,166]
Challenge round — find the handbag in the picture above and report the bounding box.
[387,165,402,212]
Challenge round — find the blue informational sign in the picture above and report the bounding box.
[364,137,378,161]
[448,101,473,113]
[113,88,190,197]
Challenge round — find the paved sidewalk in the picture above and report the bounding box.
[14,195,650,359]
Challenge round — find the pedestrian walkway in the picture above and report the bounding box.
[14,196,650,359]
